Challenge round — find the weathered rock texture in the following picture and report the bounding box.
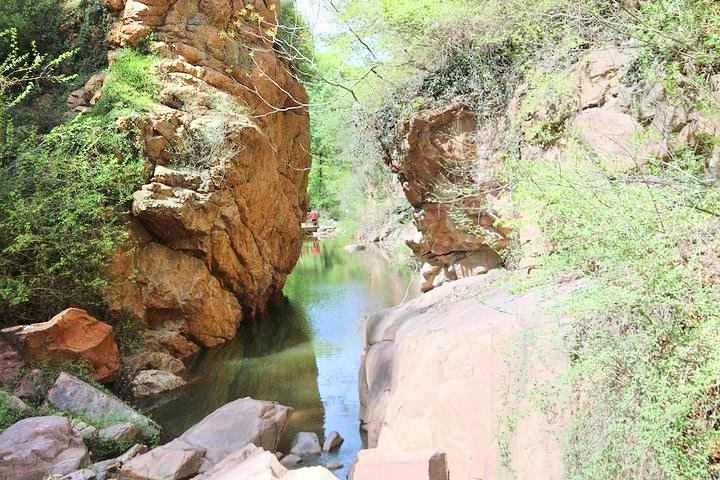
[47,372,160,438]
[120,397,292,478]
[359,273,574,480]
[103,0,311,348]
[384,103,508,292]
[384,46,711,291]
[0,416,89,480]
[1,308,120,383]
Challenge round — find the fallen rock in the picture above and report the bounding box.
[281,453,303,467]
[98,423,143,444]
[0,416,89,480]
[47,372,160,439]
[325,461,343,471]
[1,308,120,383]
[127,351,185,375]
[322,431,344,453]
[131,369,186,398]
[290,432,322,456]
[71,418,98,441]
[194,444,286,479]
[176,397,292,466]
[351,449,448,480]
[118,441,205,480]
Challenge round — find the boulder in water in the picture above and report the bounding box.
[322,431,344,453]
[290,432,322,456]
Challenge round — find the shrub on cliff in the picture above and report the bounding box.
[0,49,156,325]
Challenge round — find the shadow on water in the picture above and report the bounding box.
[150,237,417,478]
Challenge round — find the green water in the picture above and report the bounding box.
[151,237,416,478]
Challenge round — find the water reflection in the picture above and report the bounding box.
[151,237,417,478]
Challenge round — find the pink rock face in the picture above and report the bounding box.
[352,449,448,480]
[360,274,573,480]
[1,308,120,383]
[0,416,89,480]
[104,0,311,347]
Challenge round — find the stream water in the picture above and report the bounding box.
[151,237,417,479]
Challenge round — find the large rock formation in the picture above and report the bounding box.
[384,103,509,292]
[1,308,120,383]
[0,416,89,480]
[103,0,311,347]
[359,273,574,479]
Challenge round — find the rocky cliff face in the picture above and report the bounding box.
[102,0,310,347]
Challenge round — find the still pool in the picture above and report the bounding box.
[150,237,417,479]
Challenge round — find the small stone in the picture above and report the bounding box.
[71,418,98,440]
[289,432,322,456]
[280,453,303,467]
[322,431,344,453]
[98,423,142,443]
[325,461,343,471]
[131,369,186,398]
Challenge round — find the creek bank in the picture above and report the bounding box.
[354,272,576,480]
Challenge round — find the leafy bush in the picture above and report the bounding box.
[0,390,30,430]
[0,50,156,325]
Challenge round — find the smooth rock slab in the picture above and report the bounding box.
[47,372,160,438]
[176,397,292,466]
[281,453,303,467]
[290,432,322,456]
[0,416,89,480]
[119,441,205,480]
[351,449,448,480]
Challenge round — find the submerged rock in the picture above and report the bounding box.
[0,416,89,480]
[1,308,120,383]
[322,431,344,453]
[290,432,322,456]
[47,372,160,439]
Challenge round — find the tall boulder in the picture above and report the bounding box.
[0,416,89,480]
[1,308,120,383]
[103,0,311,347]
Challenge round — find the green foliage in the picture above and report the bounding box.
[0,390,31,430]
[95,49,159,117]
[0,50,156,325]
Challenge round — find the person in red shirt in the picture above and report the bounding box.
[308,210,319,226]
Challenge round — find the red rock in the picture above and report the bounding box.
[2,308,120,383]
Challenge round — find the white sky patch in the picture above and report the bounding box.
[294,0,338,37]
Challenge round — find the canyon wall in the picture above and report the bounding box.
[103,0,311,347]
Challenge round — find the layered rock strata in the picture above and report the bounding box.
[103,0,311,347]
